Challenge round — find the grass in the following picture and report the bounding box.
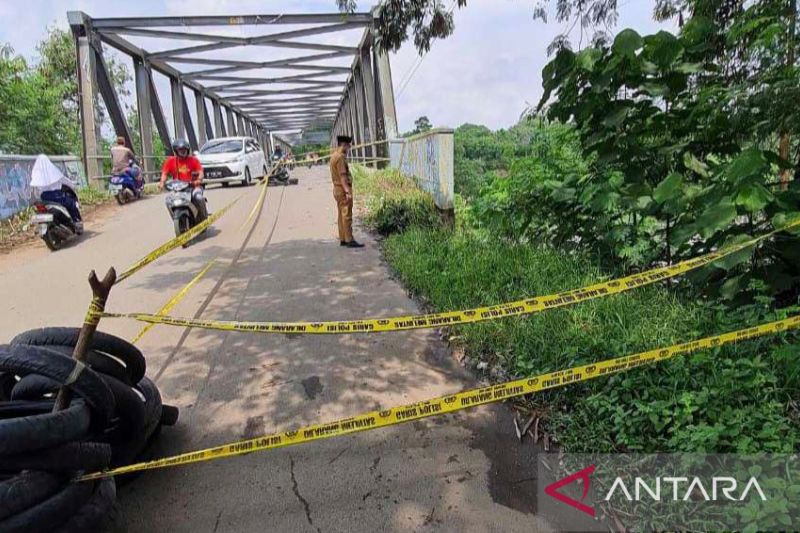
[354,167,800,456]
[352,166,442,235]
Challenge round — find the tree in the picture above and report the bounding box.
[0,46,74,154]
[414,115,432,133]
[338,1,621,53]
[536,4,800,298]
[35,26,133,155]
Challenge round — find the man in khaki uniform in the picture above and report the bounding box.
[330,135,364,248]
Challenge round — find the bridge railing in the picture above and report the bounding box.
[388,128,455,214]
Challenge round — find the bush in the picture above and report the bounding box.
[352,166,441,236]
[383,227,800,453]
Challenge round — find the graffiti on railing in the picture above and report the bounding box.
[0,156,85,220]
[389,128,454,211]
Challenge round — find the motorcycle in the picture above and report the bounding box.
[270,155,290,185]
[109,161,144,204]
[31,191,82,251]
[164,179,206,247]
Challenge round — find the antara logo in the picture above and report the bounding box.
[544,465,768,518]
[544,465,597,517]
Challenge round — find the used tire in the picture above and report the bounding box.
[10,327,145,384]
[0,400,90,456]
[0,480,94,533]
[0,472,63,521]
[55,479,116,533]
[0,442,111,472]
[0,345,115,425]
[10,374,59,401]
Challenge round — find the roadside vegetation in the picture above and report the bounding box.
[353,1,800,457]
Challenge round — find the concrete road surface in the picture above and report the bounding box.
[0,167,556,532]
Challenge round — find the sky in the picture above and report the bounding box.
[0,0,674,135]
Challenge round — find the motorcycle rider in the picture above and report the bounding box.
[159,139,207,221]
[110,137,135,177]
[30,154,83,234]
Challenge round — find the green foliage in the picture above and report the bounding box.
[402,116,433,137]
[537,12,800,295]
[0,27,132,157]
[0,48,74,154]
[352,166,442,235]
[383,227,800,453]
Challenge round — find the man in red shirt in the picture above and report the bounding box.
[159,138,207,221]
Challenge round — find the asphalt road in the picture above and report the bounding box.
[0,167,555,532]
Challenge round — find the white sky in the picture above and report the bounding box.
[0,0,674,135]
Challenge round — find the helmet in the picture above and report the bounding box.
[171,138,191,157]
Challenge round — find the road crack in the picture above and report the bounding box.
[290,454,320,532]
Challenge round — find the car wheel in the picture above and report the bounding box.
[242,167,251,186]
[222,182,229,188]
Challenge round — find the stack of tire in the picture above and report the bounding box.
[0,327,178,532]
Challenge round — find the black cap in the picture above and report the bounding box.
[337,135,353,144]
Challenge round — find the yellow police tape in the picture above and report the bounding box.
[115,199,238,284]
[78,313,800,481]
[131,260,217,344]
[96,220,800,334]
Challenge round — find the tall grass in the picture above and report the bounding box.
[383,227,800,453]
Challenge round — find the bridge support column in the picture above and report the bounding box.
[374,43,398,140]
[170,77,185,141]
[181,90,198,151]
[213,99,225,137]
[134,58,154,178]
[68,12,102,187]
[195,89,208,146]
[356,48,377,163]
[226,107,237,136]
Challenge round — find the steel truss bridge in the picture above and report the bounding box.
[67,8,399,182]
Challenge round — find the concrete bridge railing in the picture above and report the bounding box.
[388,128,455,214]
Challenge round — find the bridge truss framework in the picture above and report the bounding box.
[67,9,398,182]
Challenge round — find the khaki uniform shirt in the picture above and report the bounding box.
[329,150,351,187]
[111,145,134,175]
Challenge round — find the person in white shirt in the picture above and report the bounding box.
[30,154,83,233]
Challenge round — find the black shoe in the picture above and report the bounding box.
[345,240,365,248]
[340,241,347,246]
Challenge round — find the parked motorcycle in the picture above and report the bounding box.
[31,191,82,251]
[109,161,144,204]
[270,155,290,185]
[164,179,206,246]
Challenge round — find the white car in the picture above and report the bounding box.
[196,136,268,187]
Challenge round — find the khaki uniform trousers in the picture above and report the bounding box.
[333,184,353,242]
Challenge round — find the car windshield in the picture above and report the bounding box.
[199,140,243,154]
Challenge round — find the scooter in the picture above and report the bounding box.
[270,155,290,185]
[109,161,144,204]
[164,179,206,246]
[31,191,82,251]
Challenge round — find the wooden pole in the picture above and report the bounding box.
[52,267,117,412]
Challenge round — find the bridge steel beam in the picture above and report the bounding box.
[194,89,208,146]
[170,76,185,141]
[68,12,102,185]
[181,89,198,151]
[212,99,225,138]
[70,9,396,156]
[225,107,237,136]
[133,57,154,176]
[94,43,134,151]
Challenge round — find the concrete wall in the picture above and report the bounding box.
[388,128,454,211]
[0,156,86,220]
